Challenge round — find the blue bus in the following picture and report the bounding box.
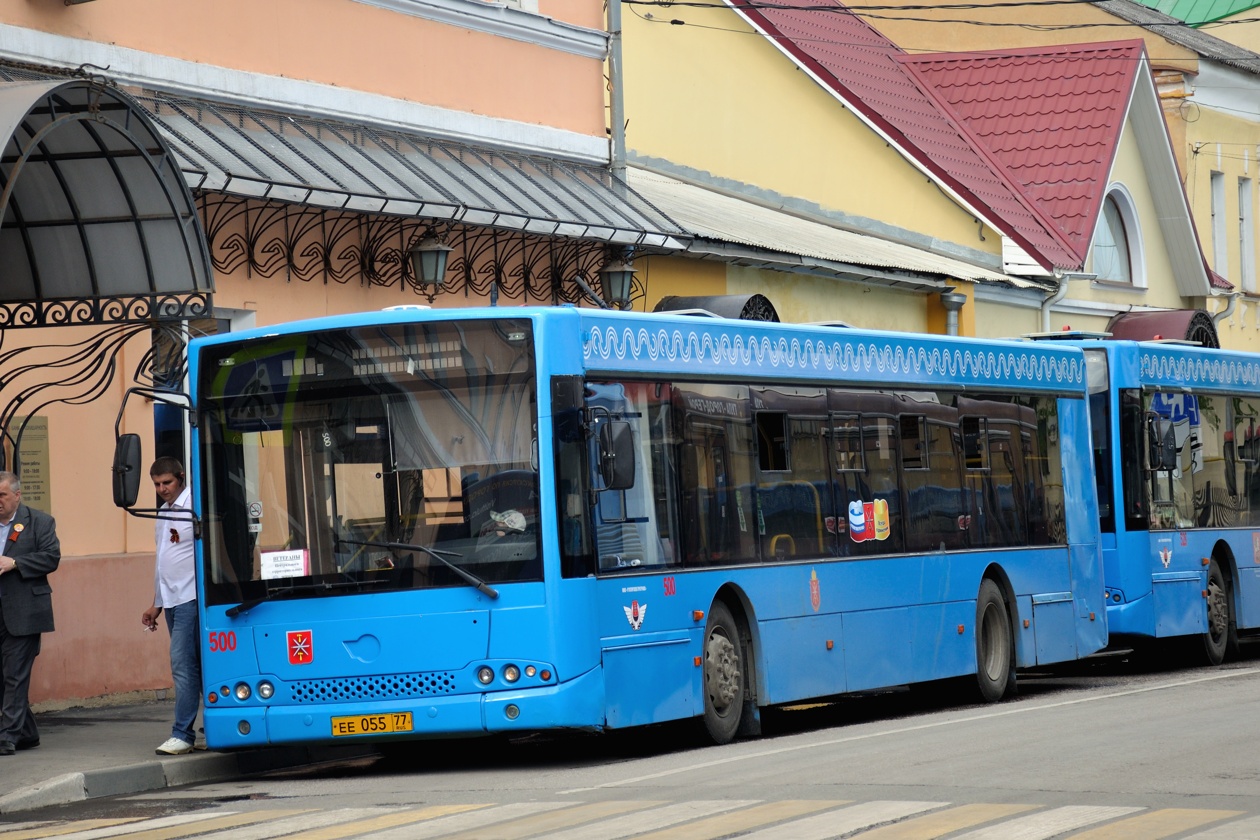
[1063,337,1260,664]
[115,306,1106,748]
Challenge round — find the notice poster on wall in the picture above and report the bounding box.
[10,416,50,514]
[261,549,310,580]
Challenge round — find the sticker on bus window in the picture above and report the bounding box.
[262,549,310,580]
[849,499,890,542]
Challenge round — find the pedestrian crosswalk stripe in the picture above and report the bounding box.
[440,801,660,840]
[630,800,846,840]
[1062,808,1246,839]
[543,799,760,840]
[950,805,1146,840]
[5,813,246,840]
[315,802,574,840]
[0,820,145,840]
[735,800,947,840]
[6,799,1260,839]
[254,805,488,840]
[89,811,309,840]
[855,803,1038,839]
[1184,814,1260,838]
[186,807,409,840]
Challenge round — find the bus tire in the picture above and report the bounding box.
[975,579,1016,703]
[702,601,745,745]
[1202,559,1233,666]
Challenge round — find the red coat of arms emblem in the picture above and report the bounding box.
[287,630,313,665]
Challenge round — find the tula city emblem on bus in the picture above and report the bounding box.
[624,600,647,631]
[809,570,821,612]
[287,630,313,665]
[849,500,890,542]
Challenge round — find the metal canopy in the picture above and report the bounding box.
[0,80,212,327]
[133,92,687,250]
[626,167,1050,291]
[1106,309,1220,348]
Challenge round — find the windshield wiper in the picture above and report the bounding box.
[226,578,387,618]
[339,538,499,599]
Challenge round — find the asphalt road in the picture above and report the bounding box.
[6,645,1260,838]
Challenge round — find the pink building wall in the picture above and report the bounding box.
[4,0,613,706]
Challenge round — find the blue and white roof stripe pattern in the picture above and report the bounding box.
[581,314,1085,390]
[1141,346,1260,392]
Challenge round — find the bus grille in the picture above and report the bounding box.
[288,672,458,703]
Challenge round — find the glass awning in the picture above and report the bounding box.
[0,80,212,327]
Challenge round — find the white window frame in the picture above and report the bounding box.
[1090,185,1145,289]
[1212,171,1228,281]
[1241,177,1256,294]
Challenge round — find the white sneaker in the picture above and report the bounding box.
[155,737,194,755]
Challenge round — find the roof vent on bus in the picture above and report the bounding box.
[1022,329,1111,341]
[383,304,432,311]
[653,294,779,322]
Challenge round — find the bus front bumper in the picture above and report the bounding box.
[206,666,605,748]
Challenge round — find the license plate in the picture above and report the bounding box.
[331,711,414,737]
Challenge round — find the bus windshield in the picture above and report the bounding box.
[196,319,540,608]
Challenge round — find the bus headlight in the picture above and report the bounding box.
[234,682,252,701]
[503,665,521,683]
[257,681,275,700]
[477,666,495,685]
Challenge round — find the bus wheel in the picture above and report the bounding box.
[975,579,1016,703]
[1203,559,1233,666]
[702,601,745,744]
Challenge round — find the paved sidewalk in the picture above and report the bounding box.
[0,700,372,814]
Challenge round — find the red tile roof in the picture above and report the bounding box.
[729,0,1144,272]
[901,41,1145,263]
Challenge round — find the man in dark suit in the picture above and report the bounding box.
[0,471,60,756]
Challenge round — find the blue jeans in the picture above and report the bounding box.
[164,600,202,744]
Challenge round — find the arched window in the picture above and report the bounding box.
[1092,189,1143,286]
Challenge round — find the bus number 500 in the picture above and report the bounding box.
[208,631,237,652]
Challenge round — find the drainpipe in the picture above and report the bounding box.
[1040,271,1097,332]
[939,287,967,336]
[607,0,627,183]
[1040,273,1070,333]
[1211,293,1239,328]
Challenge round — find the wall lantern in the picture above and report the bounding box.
[600,255,637,311]
[408,233,453,302]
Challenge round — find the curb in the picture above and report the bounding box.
[0,745,376,814]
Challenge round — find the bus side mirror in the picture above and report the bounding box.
[1146,416,1177,471]
[599,421,636,490]
[113,433,142,508]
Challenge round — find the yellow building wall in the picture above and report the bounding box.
[621,6,1004,257]
[854,2,1197,73]
[5,0,605,137]
[1086,118,1184,311]
[1216,12,1260,54]
[972,300,1045,340]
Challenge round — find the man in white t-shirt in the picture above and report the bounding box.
[141,457,202,756]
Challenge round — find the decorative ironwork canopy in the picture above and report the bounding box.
[0,79,213,327]
[134,91,686,251]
